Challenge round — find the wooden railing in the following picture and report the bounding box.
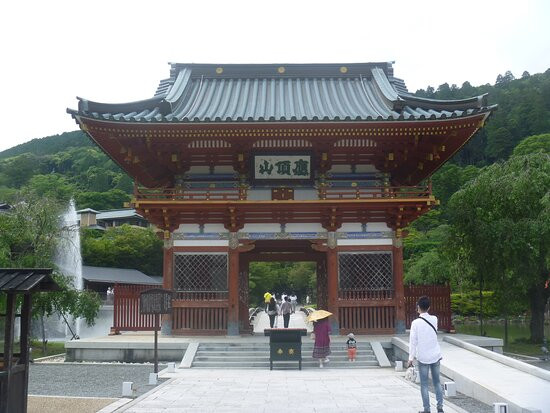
[339,305,396,333]
[172,306,227,334]
[319,185,431,200]
[112,283,160,333]
[135,186,247,201]
[404,284,453,332]
[134,184,430,202]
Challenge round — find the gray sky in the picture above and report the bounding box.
[1,0,549,152]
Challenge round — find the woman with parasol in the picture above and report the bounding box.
[307,310,332,368]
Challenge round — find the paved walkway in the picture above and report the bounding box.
[253,307,312,333]
[439,341,550,413]
[118,369,466,413]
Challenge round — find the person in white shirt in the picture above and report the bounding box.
[289,294,298,313]
[408,296,443,413]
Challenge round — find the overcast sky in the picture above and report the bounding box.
[1,0,549,152]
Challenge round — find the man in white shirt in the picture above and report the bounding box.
[408,296,444,413]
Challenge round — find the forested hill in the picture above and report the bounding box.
[0,69,549,213]
[415,69,550,165]
[0,130,92,160]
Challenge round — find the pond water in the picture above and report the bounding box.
[455,321,550,343]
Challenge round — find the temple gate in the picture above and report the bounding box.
[69,62,495,335]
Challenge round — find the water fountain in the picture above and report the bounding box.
[55,199,83,339]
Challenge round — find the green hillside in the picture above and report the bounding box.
[0,130,92,160]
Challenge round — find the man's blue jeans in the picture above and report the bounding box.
[418,360,443,412]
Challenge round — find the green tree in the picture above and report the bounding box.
[0,193,101,351]
[513,133,550,156]
[75,189,131,210]
[81,225,163,276]
[447,153,550,343]
[24,174,76,202]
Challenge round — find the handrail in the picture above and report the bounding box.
[134,184,431,202]
[319,185,430,200]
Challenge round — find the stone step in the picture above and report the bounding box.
[193,354,377,363]
[191,360,380,369]
[191,341,380,369]
[195,350,374,355]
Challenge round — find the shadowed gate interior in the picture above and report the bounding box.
[239,240,326,334]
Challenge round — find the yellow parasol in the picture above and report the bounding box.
[306,309,333,322]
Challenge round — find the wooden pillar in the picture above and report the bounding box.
[227,239,240,335]
[393,236,406,333]
[1,293,16,412]
[162,232,174,335]
[326,246,340,335]
[20,294,32,413]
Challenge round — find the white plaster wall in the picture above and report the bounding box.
[174,240,229,247]
[214,166,236,174]
[285,223,324,232]
[242,223,281,233]
[328,165,352,173]
[204,224,227,233]
[188,166,210,174]
[338,239,393,246]
[339,223,363,232]
[355,164,379,173]
[294,189,318,200]
[366,223,391,232]
[247,189,271,200]
[174,224,200,233]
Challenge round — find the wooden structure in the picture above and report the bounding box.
[0,268,60,413]
[404,284,453,332]
[69,62,495,335]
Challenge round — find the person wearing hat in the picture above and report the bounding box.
[346,333,357,362]
[308,310,332,368]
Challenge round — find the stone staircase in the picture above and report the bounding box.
[191,341,379,369]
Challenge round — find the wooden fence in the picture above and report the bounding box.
[112,283,160,333]
[404,284,453,332]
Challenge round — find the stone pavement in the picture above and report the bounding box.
[253,307,313,333]
[117,369,466,413]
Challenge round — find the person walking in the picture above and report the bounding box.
[267,297,278,328]
[264,291,272,313]
[408,296,444,413]
[311,314,331,368]
[280,296,292,328]
[290,293,297,313]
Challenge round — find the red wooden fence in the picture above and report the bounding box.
[112,283,160,333]
[404,284,453,332]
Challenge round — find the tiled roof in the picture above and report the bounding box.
[0,268,60,292]
[69,63,495,124]
[82,266,161,285]
[96,209,144,220]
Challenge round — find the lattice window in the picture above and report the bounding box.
[338,252,393,291]
[174,253,228,292]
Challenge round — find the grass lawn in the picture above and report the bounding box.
[30,340,65,359]
[455,322,549,357]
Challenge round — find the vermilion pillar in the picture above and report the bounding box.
[326,246,339,335]
[227,240,240,336]
[393,237,406,333]
[162,233,173,335]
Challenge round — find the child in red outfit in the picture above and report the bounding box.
[347,333,357,362]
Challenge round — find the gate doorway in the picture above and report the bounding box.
[238,240,326,334]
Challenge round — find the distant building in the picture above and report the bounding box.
[77,208,150,229]
[83,265,162,294]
